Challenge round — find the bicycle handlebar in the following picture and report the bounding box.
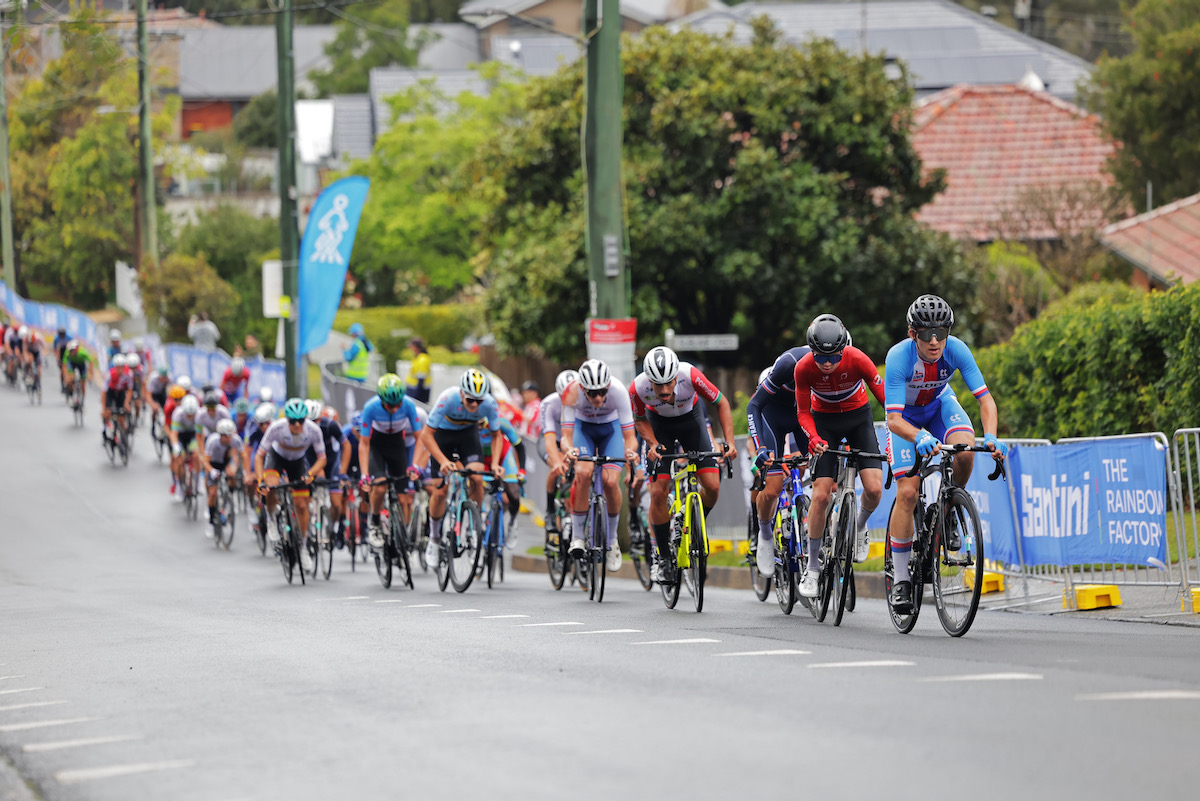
[653,450,733,480]
[911,443,1007,482]
[818,446,895,490]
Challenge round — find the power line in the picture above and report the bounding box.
[5,0,384,27]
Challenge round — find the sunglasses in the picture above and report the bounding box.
[915,327,950,343]
[586,388,608,399]
[813,353,842,366]
[463,397,482,406]
[287,419,304,427]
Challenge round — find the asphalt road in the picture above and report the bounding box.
[2,384,1199,801]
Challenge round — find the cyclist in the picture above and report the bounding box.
[147,365,171,419]
[200,382,229,408]
[222,357,251,401]
[560,359,638,573]
[106,330,122,362]
[256,398,326,566]
[414,369,504,568]
[746,343,813,578]
[132,337,151,372]
[200,418,250,538]
[196,390,232,437]
[19,326,43,390]
[246,402,277,538]
[359,375,424,550]
[102,353,133,442]
[169,394,204,493]
[478,414,526,546]
[61,341,94,402]
[52,328,70,389]
[793,315,887,597]
[306,402,348,548]
[231,398,253,438]
[884,294,1007,613]
[631,347,737,582]
[126,353,146,421]
[341,411,367,548]
[2,323,20,382]
[539,369,577,535]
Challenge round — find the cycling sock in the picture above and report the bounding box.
[758,516,773,541]
[892,539,913,581]
[857,500,877,532]
[430,515,444,542]
[807,537,821,572]
[370,513,381,526]
[653,523,670,557]
[606,513,619,548]
[571,513,586,541]
[546,489,556,514]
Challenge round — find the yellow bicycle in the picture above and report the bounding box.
[654,449,731,613]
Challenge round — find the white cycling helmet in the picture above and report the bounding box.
[231,357,245,374]
[459,368,490,400]
[643,346,680,384]
[180,395,200,416]
[126,354,141,370]
[133,337,144,349]
[305,399,322,421]
[758,366,772,386]
[554,369,578,396]
[216,418,237,437]
[18,325,29,338]
[111,354,127,368]
[258,386,273,403]
[177,375,192,390]
[577,359,611,392]
[108,330,121,342]
[254,402,277,423]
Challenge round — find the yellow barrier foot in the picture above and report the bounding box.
[867,541,885,561]
[736,540,750,556]
[964,568,1005,594]
[709,540,733,554]
[1182,588,1200,613]
[1065,584,1122,610]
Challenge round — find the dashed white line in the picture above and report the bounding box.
[24,734,142,753]
[438,609,482,614]
[920,673,1042,683]
[808,660,915,669]
[0,717,99,733]
[568,629,644,636]
[0,701,68,713]
[319,596,369,602]
[480,614,529,619]
[520,621,584,628]
[1076,690,1200,702]
[374,600,407,604]
[631,638,721,646]
[714,649,812,657]
[405,604,443,609]
[55,759,195,785]
[0,687,45,696]
[0,675,28,681]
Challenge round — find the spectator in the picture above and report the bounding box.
[342,322,373,383]
[188,312,220,351]
[405,336,432,403]
[518,380,541,438]
[242,333,262,357]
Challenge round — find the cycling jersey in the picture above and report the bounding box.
[561,379,635,431]
[884,336,988,414]
[146,374,170,395]
[746,346,812,467]
[307,417,345,476]
[195,405,231,436]
[539,393,563,439]
[260,418,325,462]
[359,395,423,439]
[106,366,133,392]
[220,367,250,399]
[53,334,70,354]
[403,406,430,450]
[756,347,812,408]
[518,398,541,438]
[792,346,885,442]
[171,410,200,433]
[630,363,721,419]
[427,387,500,433]
[62,349,92,368]
[204,432,244,464]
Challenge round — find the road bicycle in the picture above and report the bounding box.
[571,454,626,603]
[406,481,431,572]
[434,460,486,593]
[654,448,731,613]
[306,478,338,581]
[752,455,811,615]
[884,443,1005,637]
[543,466,578,590]
[809,446,889,626]
[745,506,773,602]
[478,474,511,589]
[105,409,132,467]
[23,359,41,405]
[250,480,269,556]
[370,474,414,590]
[150,409,168,461]
[263,480,309,586]
[627,479,654,591]
[343,481,367,571]
[68,379,85,427]
[181,451,201,521]
[209,468,238,551]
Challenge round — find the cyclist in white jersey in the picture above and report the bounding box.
[256,398,327,564]
[538,369,577,534]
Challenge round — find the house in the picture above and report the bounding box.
[910,82,1114,242]
[1101,194,1200,289]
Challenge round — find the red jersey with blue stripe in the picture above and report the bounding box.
[793,347,885,440]
[883,336,988,414]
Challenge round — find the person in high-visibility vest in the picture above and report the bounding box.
[406,337,432,403]
[342,323,373,383]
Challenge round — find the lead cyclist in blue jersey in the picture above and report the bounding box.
[883,294,1007,614]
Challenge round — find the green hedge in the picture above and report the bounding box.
[333,304,483,369]
[951,281,1200,440]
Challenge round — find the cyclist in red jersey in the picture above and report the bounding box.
[793,315,887,597]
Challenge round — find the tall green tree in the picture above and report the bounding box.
[1084,0,1200,208]
[474,24,973,366]
[309,0,420,96]
[233,90,277,148]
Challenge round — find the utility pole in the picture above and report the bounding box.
[582,0,626,320]
[136,0,158,269]
[275,0,300,397]
[0,6,16,290]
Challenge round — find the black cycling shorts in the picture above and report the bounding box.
[151,390,167,407]
[104,388,126,410]
[648,406,716,478]
[433,427,484,467]
[264,450,310,497]
[811,404,883,481]
[746,401,810,476]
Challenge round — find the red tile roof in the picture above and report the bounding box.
[1100,192,1200,285]
[912,84,1115,241]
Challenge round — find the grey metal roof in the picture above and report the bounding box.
[368,69,491,133]
[458,0,724,28]
[179,25,338,101]
[676,0,1093,100]
[490,35,585,76]
[412,23,483,70]
[331,95,375,163]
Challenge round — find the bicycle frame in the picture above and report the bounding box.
[665,460,705,568]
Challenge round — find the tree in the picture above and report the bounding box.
[309,0,420,97]
[963,243,1060,347]
[473,24,973,366]
[233,90,277,149]
[139,252,241,344]
[343,64,527,305]
[1083,0,1200,208]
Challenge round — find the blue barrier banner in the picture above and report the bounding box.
[1012,438,1168,568]
[298,176,370,356]
[165,345,287,403]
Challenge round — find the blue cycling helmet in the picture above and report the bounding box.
[350,411,363,430]
[283,397,308,421]
[349,322,365,337]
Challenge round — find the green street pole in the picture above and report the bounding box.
[583,0,627,320]
[136,0,158,269]
[0,11,16,290]
[275,0,300,397]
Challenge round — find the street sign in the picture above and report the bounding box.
[671,333,739,351]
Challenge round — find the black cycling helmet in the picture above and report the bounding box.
[906,294,954,329]
[203,390,221,407]
[521,380,539,394]
[806,314,851,356]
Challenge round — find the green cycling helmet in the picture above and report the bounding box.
[283,397,308,421]
[377,373,406,405]
[233,398,252,415]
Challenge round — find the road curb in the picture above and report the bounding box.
[511,554,887,598]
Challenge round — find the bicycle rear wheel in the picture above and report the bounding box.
[318,507,333,580]
[630,510,653,591]
[748,508,772,601]
[934,488,985,637]
[219,486,236,550]
[773,511,797,615]
[659,546,681,609]
[544,521,567,589]
[449,500,481,592]
[686,495,707,613]
[278,510,295,584]
[393,506,413,589]
[884,499,921,634]
[589,495,608,603]
[833,495,857,626]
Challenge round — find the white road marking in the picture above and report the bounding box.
[0,717,99,733]
[1076,690,1200,702]
[24,734,142,753]
[568,629,644,635]
[520,621,584,627]
[438,609,482,614]
[0,676,27,681]
[319,596,368,602]
[374,600,407,604]
[714,649,812,657]
[631,638,721,646]
[920,673,1042,683]
[808,660,915,669]
[0,701,68,713]
[480,614,529,619]
[0,687,45,696]
[405,604,443,608]
[55,759,195,785]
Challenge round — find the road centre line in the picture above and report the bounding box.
[0,701,68,713]
[374,600,406,604]
[0,687,45,696]
[1076,690,1200,701]
[405,604,443,608]
[631,638,721,646]
[480,614,529,619]
[808,660,915,669]
[568,629,644,635]
[0,718,99,733]
[520,621,584,627]
[55,759,195,785]
[920,673,1042,682]
[24,734,142,753]
[438,609,482,614]
[714,649,812,657]
[319,596,368,602]
[0,676,27,681]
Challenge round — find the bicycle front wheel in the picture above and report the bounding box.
[544,522,567,590]
[318,507,333,580]
[686,494,707,613]
[774,510,797,615]
[589,495,608,603]
[485,515,500,589]
[393,508,413,589]
[630,514,653,591]
[934,488,985,637]
[219,487,236,551]
[884,499,921,634]
[833,495,857,627]
[449,500,481,592]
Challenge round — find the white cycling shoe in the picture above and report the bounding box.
[425,540,440,569]
[569,538,586,558]
[854,527,871,563]
[606,546,622,573]
[755,536,775,577]
[798,570,819,598]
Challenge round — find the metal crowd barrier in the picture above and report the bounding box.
[1170,429,1200,595]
